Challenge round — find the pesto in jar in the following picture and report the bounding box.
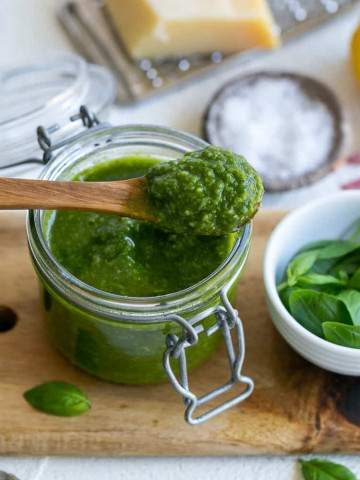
[38,150,254,385]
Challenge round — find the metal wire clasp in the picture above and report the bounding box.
[163,288,254,425]
[37,105,101,163]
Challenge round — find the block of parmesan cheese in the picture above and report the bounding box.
[106,0,280,59]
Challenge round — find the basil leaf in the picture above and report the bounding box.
[297,273,346,287]
[323,322,360,348]
[300,458,357,480]
[286,242,358,284]
[279,286,300,310]
[299,240,335,253]
[277,281,289,293]
[289,290,352,337]
[309,242,352,275]
[349,268,360,290]
[338,270,349,282]
[317,241,359,260]
[311,258,340,275]
[338,290,360,325]
[24,381,91,417]
[330,252,360,277]
[287,250,319,286]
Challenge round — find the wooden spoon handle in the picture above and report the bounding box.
[0,177,155,221]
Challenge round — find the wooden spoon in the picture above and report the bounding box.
[0,177,157,222]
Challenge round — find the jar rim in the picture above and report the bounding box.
[27,124,252,321]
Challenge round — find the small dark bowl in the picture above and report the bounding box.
[203,71,344,192]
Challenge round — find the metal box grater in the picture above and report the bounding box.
[58,0,360,103]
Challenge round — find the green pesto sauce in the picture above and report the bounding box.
[49,156,235,297]
[146,146,264,236]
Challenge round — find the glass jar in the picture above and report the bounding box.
[0,53,116,173]
[27,115,254,424]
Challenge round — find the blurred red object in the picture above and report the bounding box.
[342,179,360,189]
[341,153,360,189]
[347,152,360,164]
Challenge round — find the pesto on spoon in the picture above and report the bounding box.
[146,146,264,235]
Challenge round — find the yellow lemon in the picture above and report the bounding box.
[351,24,360,84]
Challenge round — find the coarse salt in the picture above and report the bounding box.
[207,77,335,185]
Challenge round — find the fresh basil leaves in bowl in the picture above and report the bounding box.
[263,191,360,375]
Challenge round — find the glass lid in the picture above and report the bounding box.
[0,52,117,173]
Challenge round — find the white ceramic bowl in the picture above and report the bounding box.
[263,191,360,376]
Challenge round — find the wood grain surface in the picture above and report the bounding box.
[0,210,359,456]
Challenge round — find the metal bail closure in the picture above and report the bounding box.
[163,287,254,425]
[37,105,101,164]
[0,105,102,172]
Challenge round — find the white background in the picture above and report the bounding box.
[1,1,360,478]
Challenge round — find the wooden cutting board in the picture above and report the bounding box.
[0,210,360,456]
